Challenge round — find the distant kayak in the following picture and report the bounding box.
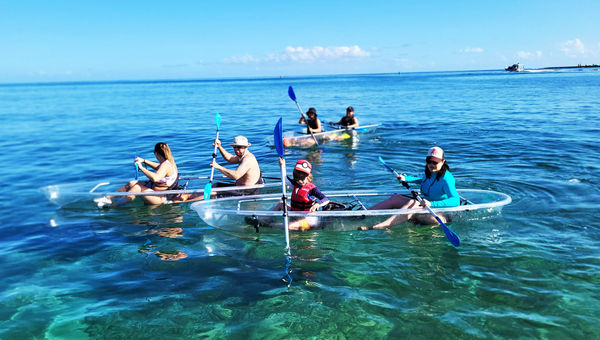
[190,189,511,232]
[270,123,381,147]
[42,174,282,208]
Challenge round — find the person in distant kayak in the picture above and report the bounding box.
[95,142,179,207]
[250,159,329,231]
[173,136,263,202]
[299,107,322,133]
[361,147,460,229]
[331,106,359,129]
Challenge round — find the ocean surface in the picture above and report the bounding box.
[1,69,599,339]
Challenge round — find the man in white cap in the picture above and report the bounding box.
[211,135,262,186]
[171,135,262,203]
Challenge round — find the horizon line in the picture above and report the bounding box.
[0,68,511,87]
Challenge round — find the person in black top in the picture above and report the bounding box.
[299,107,322,133]
[331,106,359,128]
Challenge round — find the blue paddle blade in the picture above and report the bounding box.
[378,156,394,173]
[274,117,284,157]
[215,113,222,129]
[288,86,296,102]
[204,182,212,201]
[441,224,461,247]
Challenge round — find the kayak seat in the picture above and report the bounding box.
[321,201,356,211]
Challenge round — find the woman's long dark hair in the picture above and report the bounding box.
[424,157,450,181]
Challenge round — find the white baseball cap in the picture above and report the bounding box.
[294,159,312,174]
[427,146,444,160]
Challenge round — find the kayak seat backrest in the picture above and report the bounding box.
[321,201,354,211]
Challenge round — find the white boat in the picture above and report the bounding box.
[42,175,282,208]
[276,123,381,147]
[190,189,512,232]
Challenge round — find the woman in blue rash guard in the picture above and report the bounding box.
[366,147,460,229]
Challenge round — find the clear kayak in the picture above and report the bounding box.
[190,189,512,232]
[272,123,381,147]
[42,175,282,208]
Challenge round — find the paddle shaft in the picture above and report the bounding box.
[280,158,291,252]
[208,129,220,184]
[204,113,222,200]
[326,122,365,133]
[134,153,139,180]
[274,117,291,253]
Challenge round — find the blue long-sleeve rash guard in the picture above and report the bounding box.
[404,171,460,208]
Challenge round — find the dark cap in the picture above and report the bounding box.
[306,107,317,116]
[346,106,354,112]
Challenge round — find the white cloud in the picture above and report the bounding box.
[223,55,261,64]
[275,45,370,62]
[225,45,370,64]
[460,47,483,53]
[516,50,542,59]
[561,38,585,57]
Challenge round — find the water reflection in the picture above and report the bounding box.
[130,204,189,262]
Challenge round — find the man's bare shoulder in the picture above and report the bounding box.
[241,152,258,163]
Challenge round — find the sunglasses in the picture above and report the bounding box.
[427,159,442,165]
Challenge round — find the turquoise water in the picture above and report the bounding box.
[1,70,599,339]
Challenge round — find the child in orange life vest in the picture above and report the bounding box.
[273,159,329,231]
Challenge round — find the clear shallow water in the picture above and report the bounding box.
[0,70,599,339]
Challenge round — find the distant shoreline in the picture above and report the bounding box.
[541,64,600,69]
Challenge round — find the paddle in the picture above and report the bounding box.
[326,120,371,133]
[204,113,222,200]
[287,86,323,151]
[134,154,139,180]
[275,117,293,285]
[378,156,461,247]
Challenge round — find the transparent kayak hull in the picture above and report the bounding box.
[190,189,512,232]
[41,179,282,208]
[269,124,381,147]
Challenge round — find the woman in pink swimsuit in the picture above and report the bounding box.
[97,142,179,207]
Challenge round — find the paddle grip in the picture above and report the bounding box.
[401,180,411,190]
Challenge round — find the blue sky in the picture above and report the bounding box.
[2,0,599,83]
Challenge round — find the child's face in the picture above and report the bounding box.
[296,176,308,185]
[293,170,309,184]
